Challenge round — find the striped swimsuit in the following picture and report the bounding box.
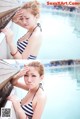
[17,23,42,59]
[21,87,40,119]
[21,101,33,119]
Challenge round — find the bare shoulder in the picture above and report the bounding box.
[37,89,47,102]
[29,27,42,43]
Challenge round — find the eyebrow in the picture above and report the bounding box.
[22,15,29,18]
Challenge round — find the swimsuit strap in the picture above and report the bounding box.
[32,86,40,101]
[27,25,38,40]
[27,23,42,40]
[37,23,42,32]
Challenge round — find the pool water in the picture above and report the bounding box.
[42,65,80,119]
[37,11,80,59]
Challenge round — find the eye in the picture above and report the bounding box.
[32,75,36,77]
[24,74,28,77]
[26,18,29,20]
[19,17,23,20]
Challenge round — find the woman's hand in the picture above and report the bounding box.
[11,66,29,85]
[12,9,24,23]
[1,27,14,44]
[19,66,30,77]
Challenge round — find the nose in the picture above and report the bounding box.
[27,76,32,83]
[23,19,27,25]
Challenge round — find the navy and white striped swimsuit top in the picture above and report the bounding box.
[21,87,40,119]
[17,23,42,60]
[21,101,33,119]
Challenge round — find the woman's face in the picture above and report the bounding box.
[19,9,37,29]
[24,67,43,89]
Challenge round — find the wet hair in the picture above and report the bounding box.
[22,1,41,16]
[27,61,44,76]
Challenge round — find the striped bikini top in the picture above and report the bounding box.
[21,87,40,119]
[17,23,42,59]
[21,101,33,119]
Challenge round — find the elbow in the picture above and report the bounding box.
[10,79,17,86]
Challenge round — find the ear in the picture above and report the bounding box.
[35,14,40,19]
[40,75,44,81]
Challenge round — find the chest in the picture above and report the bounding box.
[21,93,37,110]
[18,31,31,42]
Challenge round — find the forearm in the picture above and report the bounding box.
[11,67,29,89]
[12,101,26,119]
[8,41,22,59]
[11,71,21,85]
[1,27,22,59]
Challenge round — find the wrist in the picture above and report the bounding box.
[10,50,18,57]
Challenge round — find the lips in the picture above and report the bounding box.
[27,83,33,86]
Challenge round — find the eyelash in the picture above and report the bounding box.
[19,18,29,20]
[24,75,28,77]
[24,75,36,77]
[26,18,29,20]
[20,18,23,20]
[32,75,36,77]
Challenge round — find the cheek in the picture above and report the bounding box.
[36,77,41,83]
[24,77,27,82]
[29,18,33,23]
[30,16,36,22]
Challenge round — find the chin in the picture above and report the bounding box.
[29,87,33,90]
[28,84,33,88]
[23,25,29,29]
[24,26,28,29]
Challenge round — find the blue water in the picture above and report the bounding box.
[37,11,80,60]
[42,65,80,119]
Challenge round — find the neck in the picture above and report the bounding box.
[29,85,39,93]
[29,24,37,32]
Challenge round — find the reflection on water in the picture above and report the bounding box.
[42,65,80,119]
[73,65,80,89]
[45,11,80,39]
[45,65,80,89]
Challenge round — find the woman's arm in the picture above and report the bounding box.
[22,30,42,59]
[11,66,29,90]
[7,95,28,119]
[1,27,22,59]
[1,25,42,59]
[12,9,25,28]
[32,94,47,119]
